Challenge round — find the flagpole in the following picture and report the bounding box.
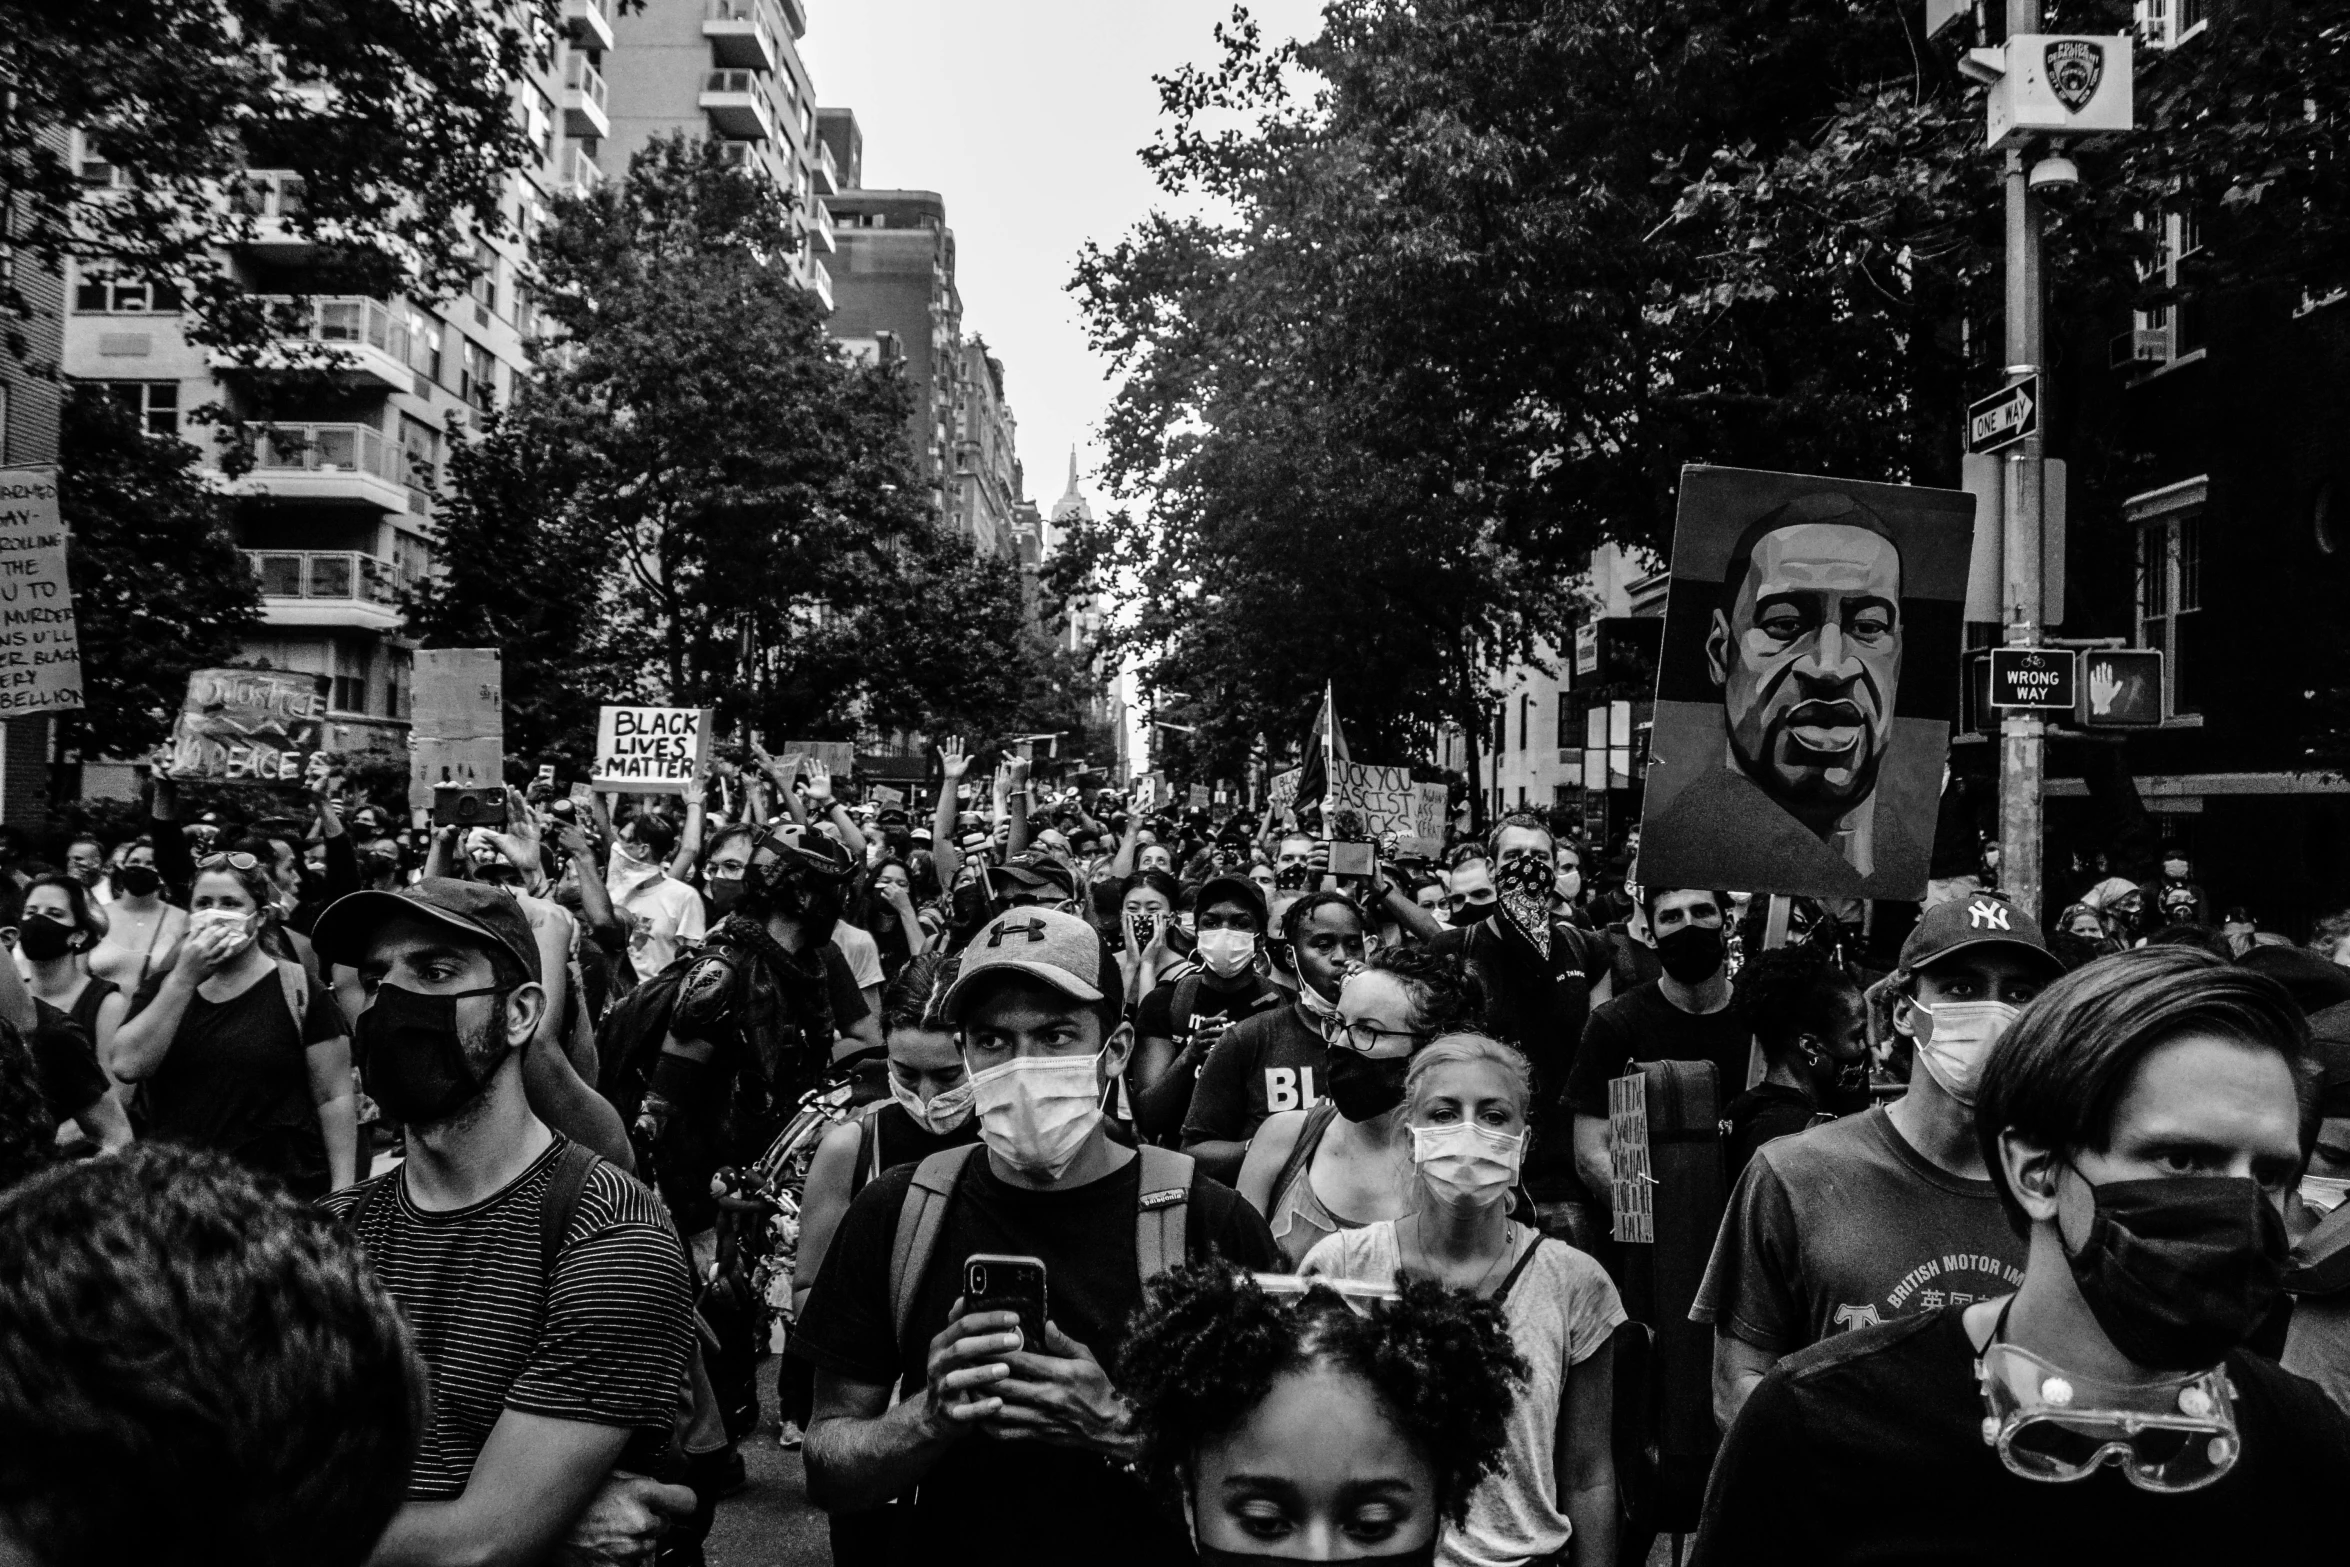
[1322,680,1337,849]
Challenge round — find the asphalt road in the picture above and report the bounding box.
[702,1363,831,1567]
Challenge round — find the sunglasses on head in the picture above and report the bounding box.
[196,851,264,874]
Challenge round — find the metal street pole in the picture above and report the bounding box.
[1997,0,2048,920]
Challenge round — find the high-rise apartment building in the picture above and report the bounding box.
[58,19,596,773]
[826,181,963,518]
[593,0,837,309]
[951,339,1019,557]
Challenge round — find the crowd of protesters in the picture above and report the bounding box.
[1,743,2348,1565]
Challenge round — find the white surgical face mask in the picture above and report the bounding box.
[1910,1000,2020,1107]
[891,1074,975,1136]
[970,1049,1105,1179]
[1195,928,1255,978]
[1410,1121,1524,1208]
[189,906,256,951]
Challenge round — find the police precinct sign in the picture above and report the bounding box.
[592,705,713,793]
[1988,647,2077,711]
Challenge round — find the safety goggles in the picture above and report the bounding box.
[1976,1338,2239,1493]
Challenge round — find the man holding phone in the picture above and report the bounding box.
[796,907,1279,1566]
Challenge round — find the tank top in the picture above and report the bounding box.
[1267,1101,1365,1269]
[66,975,120,1045]
[848,1098,982,1200]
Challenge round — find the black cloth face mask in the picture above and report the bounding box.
[357,983,509,1128]
[2064,1173,2287,1371]
[114,864,162,899]
[1654,924,1725,984]
[1448,902,1492,928]
[15,917,75,962]
[1325,1048,1411,1122]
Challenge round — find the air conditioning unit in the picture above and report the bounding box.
[2110,326,2169,369]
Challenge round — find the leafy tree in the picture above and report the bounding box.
[54,385,259,759]
[1,0,576,366]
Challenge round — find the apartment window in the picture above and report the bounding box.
[2133,486,2204,718]
[331,642,370,716]
[405,308,444,383]
[461,340,498,412]
[73,275,181,313]
[1519,693,1531,752]
[398,414,440,492]
[523,85,556,164]
[2136,0,2207,47]
[2116,210,2205,369]
[1556,691,1575,756]
[102,381,180,437]
[1491,708,1507,759]
[469,246,501,317]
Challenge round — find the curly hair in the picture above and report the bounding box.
[0,1026,57,1194]
[1364,943,1487,1038]
[1119,1265,1525,1527]
[1734,944,1861,1065]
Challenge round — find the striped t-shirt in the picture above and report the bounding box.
[323,1136,694,1497]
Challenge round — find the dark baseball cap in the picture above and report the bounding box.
[1899,892,2061,980]
[311,877,542,984]
[1194,872,1269,930]
[940,906,1115,1020]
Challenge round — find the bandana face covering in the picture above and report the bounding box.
[1494,854,1553,960]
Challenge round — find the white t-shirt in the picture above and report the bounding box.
[1300,1220,1626,1567]
[606,859,705,981]
[831,920,884,993]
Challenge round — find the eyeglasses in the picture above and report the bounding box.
[196,852,264,874]
[1323,1015,1422,1059]
[1977,1338,2239,1493]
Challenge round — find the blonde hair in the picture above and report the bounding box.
[1403,1032,1531,1118]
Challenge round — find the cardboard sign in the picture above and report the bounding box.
[1266,768,1301,826]
[0,468,84,717]
[1186,783,1211,812]
[408,648,503,810]
[1637,465,1976,902]
[785,739,855,783]
[592,705,712,794]
[870,784,907,809]
[1609,1072,1656,1245]
[167,667,331,782]
[1325,762,1447,855]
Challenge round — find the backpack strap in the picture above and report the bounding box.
[858,1098,891,1191]
[275,959,310,1038]
[1134,1143,1194,1284]
[538,1138,604,1281]
[1266,1100,1340,1219]
[1171,971,1204,1039]
[890,1144,982,1352]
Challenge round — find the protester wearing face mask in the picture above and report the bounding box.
[1433,816,1611,1229]
[86,838,186,992]
[1130,875,1288,1145]
[796,906,1280,1567]
[1569,887,1749,1212]
[1694,946,2350,1564]
[1691,891,2060,1429]
[313,880,698,1567]
[1240,946,1486,1266]
[1183,892,1368,1185]
[108,853,357,1197]
[0,878,132,1153]
[1722,944,1870,1178]
[1552,842,1588,923]
[1117,868,1186,1010]
[1302,1033,1625,1567]
[1121,1265,1524,1567]
[782,951,982,1494]
[605,809,703,984]
[13,873,133,1116]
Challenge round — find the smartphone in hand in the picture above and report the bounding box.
[964,1254,1048,1353]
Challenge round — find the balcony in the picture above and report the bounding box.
[210,295,411,389]
[805,255,833,313]
[703,0,780,72]
[812,136,840,195]
[713,140,775,182]
[561,0,615,51]
[229,170,316,261]
[700,70,776,141]
[244,550,408,632]
[774,0,807,38]
[807,196,836,253]
[562,52,610,138]
[227,423,409,512]
[556,141,604,199]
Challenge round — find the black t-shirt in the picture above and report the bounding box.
[1429,917,1607,1201]
[1691,1304,2350,1566]
[793,1149,1281,1566]
[1181,1001,1330,1148]
[26,1002,108,1128]
[1132,967,1286,1047]
[1722,1082,1823,1179]
[1566,980,1752,1119]
[130,962,342,1192]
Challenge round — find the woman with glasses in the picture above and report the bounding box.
[1238,946,1484,1267]
[1120,1264,1524,1566]
[107,851,357,1197]
[1300,1033,1624,1567]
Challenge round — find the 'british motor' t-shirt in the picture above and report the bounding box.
[321,1136,695,1497]
[793,1147,1281,1567]
[1182,1001,1330,1149]
[1690,1104,2026,1352]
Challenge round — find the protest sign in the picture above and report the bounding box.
[592,705,712,794]
[1186,783,1211,812]
[1327,762,1448,854]
[1266,768,1301,826]
[785,739,855,783]
[870,784,907,809]
[1609,1072,1656,1245]
[407,648,503,810]
[0,468,85,717]
[1135,772,1166,811]
[1636,465,1975,902]
[167,668,330,782]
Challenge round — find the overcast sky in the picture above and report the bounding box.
[801,0,1325,517]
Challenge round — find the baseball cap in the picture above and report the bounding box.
[985,851,1080,902]
[311,877,542,985]
[940,906,1114,1020]
[1194,872,1269,930]
[1899,892,2062,980]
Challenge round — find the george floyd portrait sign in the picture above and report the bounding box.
[1636,465,1977,902]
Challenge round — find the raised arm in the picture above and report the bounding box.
[931,739,971,891]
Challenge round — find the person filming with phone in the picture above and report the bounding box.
[795,906,1280,1567]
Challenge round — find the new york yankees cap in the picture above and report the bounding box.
[939,905,1113,1020]
[1900,891,2062,980]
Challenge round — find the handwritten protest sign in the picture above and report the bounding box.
[0,468,84,717]
[592,705,712,794]
[1326,762,1449,854]
[785,739,855,783]
[1267,768,1301,826]
[1609,1072,1656,1244]
[1186,783,1211,812]
[408,648,502,810]
[167,668,330,782]
[870,784,907,809]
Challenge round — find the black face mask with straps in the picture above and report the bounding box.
[356,983,508,1128]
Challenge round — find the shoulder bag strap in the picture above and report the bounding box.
[1490,1229,1549,1306]
[1134,1143,1195,1283]
[538,1140,604,1281]
[276,959,309,1037]
[1267,1100,1341,1216]
[890,1144,981,1352]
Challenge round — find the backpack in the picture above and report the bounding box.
[593,952,699,1106]
[887,1143,1194,1353]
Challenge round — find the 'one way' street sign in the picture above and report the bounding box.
[1967,374,2040,455]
